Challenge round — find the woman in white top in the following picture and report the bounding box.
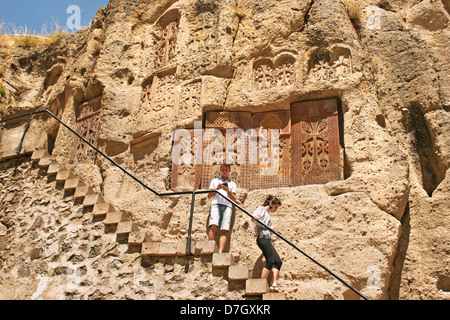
[252,195,283,293]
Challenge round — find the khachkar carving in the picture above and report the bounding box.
[291,99,342,186]
[251,112,291,189]
[310,47,353,82]
[170,129,202,191]
[170,99,343,191]
[140,71,177,129]
[72,96,102,164]
[202,112,253,190]
[253,54,296,91]
[155,19,179,70]
[179,81,201,120]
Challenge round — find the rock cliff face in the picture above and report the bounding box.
[1,0,449,299]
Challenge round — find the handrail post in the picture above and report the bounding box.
[16,112,34,153]
[186,191,196,256]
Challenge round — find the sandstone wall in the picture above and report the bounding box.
[1,0,449,299]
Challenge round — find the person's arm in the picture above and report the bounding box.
[225,182,237,202]
[252,206,262,222]
[207,180,220,198]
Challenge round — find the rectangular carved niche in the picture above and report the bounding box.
[72,96,102,164]
[170,129,202,192]
[291,99,343,186]
[250,111,291,189]
[202,112,253,190]
[170,99,343,191]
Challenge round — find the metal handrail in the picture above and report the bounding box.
[1,109,370,300]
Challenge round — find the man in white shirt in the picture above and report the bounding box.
[207,164,237,253]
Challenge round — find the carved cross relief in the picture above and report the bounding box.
[155,21,179,70]
[253,55,296,91]
[72,96,102,164]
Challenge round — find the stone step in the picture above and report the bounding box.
[194,240,218,255]
[128,231,151,245]
[116,221,139,235]
[38,156,53,168]
[141,240,198,257]
[245,279,269,296]
[31,149,50,162]
[104,211,130,225]
[92,203,115,217]
[141,242,160,256]
[83,193,104,208]
[228,265,250,281]
[56,170,76,182]
[212,252,234,268]
[64,177,81,191]
[176,240,195,256]
[262,292,287,300]
[47,162,65,175]
[74,185,95,200]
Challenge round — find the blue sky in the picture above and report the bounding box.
[0,0,110,34]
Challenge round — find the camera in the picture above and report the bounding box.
[222,183,228,187]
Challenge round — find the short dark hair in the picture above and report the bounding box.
[220,163,231,170]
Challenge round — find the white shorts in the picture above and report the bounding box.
[209,204,232,231]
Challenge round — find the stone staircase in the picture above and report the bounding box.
[30,148,287,300]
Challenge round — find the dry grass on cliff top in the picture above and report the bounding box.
[0,22,68,48]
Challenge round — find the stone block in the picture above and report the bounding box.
[159,242,178,256]
[212,253,234,268]
[92,203,114,216]
[56,170,75,182]
[176,240,196,256]
[47,162,65,175]
[83,193,104,207]
[128,231,150,245]
[104,211,128,225]
[74,186,94,199]
[141,242,160,256]
[228,265,250,281]
[262,293,287,300]
[64,177,80,191]
[38,156,53,168]
[194,240,218,255]
[246,279,269,296]
[116,221,139,235]
[31,149,50,162]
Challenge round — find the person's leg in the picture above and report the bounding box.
[257,237,275,278]
[218,205,232,253]
[257,238,282,290]
[261,267,271,280]
[208,205,220,240]
[270,246,282,290]
[208,224,218,240]
[218,230,228,253]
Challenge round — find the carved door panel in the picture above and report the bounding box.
[291,99,342,186]
[72,96,102,164]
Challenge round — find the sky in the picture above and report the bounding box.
[0,0,110,34]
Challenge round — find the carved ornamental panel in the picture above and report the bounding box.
[291,99,342,186]
[72,96,102,164]
[170,99,343,190]
[170,129,202,192]
[202,112,253,190]
[155,20,179,70]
